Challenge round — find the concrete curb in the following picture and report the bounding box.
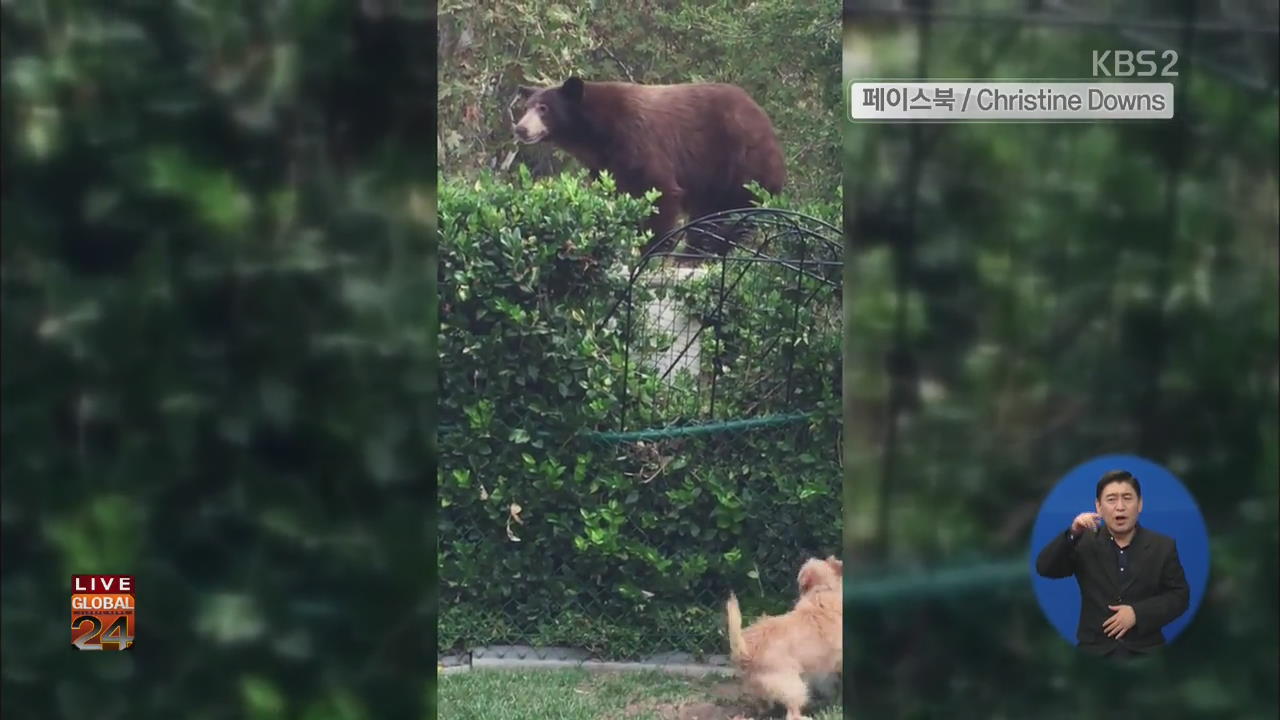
[469,658,736,677]
[439,645,736,679]
[445,655,737,676]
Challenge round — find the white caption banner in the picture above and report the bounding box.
[850,82,1175,121]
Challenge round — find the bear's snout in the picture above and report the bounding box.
[512,110,549,144]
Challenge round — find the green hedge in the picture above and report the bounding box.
[438,170,841,658]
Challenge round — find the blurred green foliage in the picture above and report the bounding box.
[437,171,842,659]
[438,0,841,203]
[843,8,1278,718]
[2,1,436,718]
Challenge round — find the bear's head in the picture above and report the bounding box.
[512,77,586,145]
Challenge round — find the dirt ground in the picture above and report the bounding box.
[617,679,755,720]
[616,678,838,720]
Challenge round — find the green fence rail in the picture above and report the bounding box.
[845,559,1029,604]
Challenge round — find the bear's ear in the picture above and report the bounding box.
[562,76,585,102]
[516,85,537,100]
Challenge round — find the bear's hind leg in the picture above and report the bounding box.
[684,191,755,256]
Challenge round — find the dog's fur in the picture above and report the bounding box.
[726,556,843,720]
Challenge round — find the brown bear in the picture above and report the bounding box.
[512,77,786,255]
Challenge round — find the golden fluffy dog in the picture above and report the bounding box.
[726,556,843,720]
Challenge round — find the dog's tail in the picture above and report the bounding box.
[726,592,746,664]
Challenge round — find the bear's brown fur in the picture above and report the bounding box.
[513,77,786,254]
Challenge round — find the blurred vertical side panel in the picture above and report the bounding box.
[843,0,1277,716]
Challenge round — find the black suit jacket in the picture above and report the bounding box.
[1035,523,1190,655]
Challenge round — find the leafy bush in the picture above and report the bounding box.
[438,170,841,658]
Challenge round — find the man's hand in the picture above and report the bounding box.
[1103,604,1136,638]
[1071,512,1102,535]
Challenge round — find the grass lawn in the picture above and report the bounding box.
[437,668,843,720]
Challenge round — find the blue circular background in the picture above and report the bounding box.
[1028,454,1210,647]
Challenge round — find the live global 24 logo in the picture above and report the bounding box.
[71,575,135,651]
